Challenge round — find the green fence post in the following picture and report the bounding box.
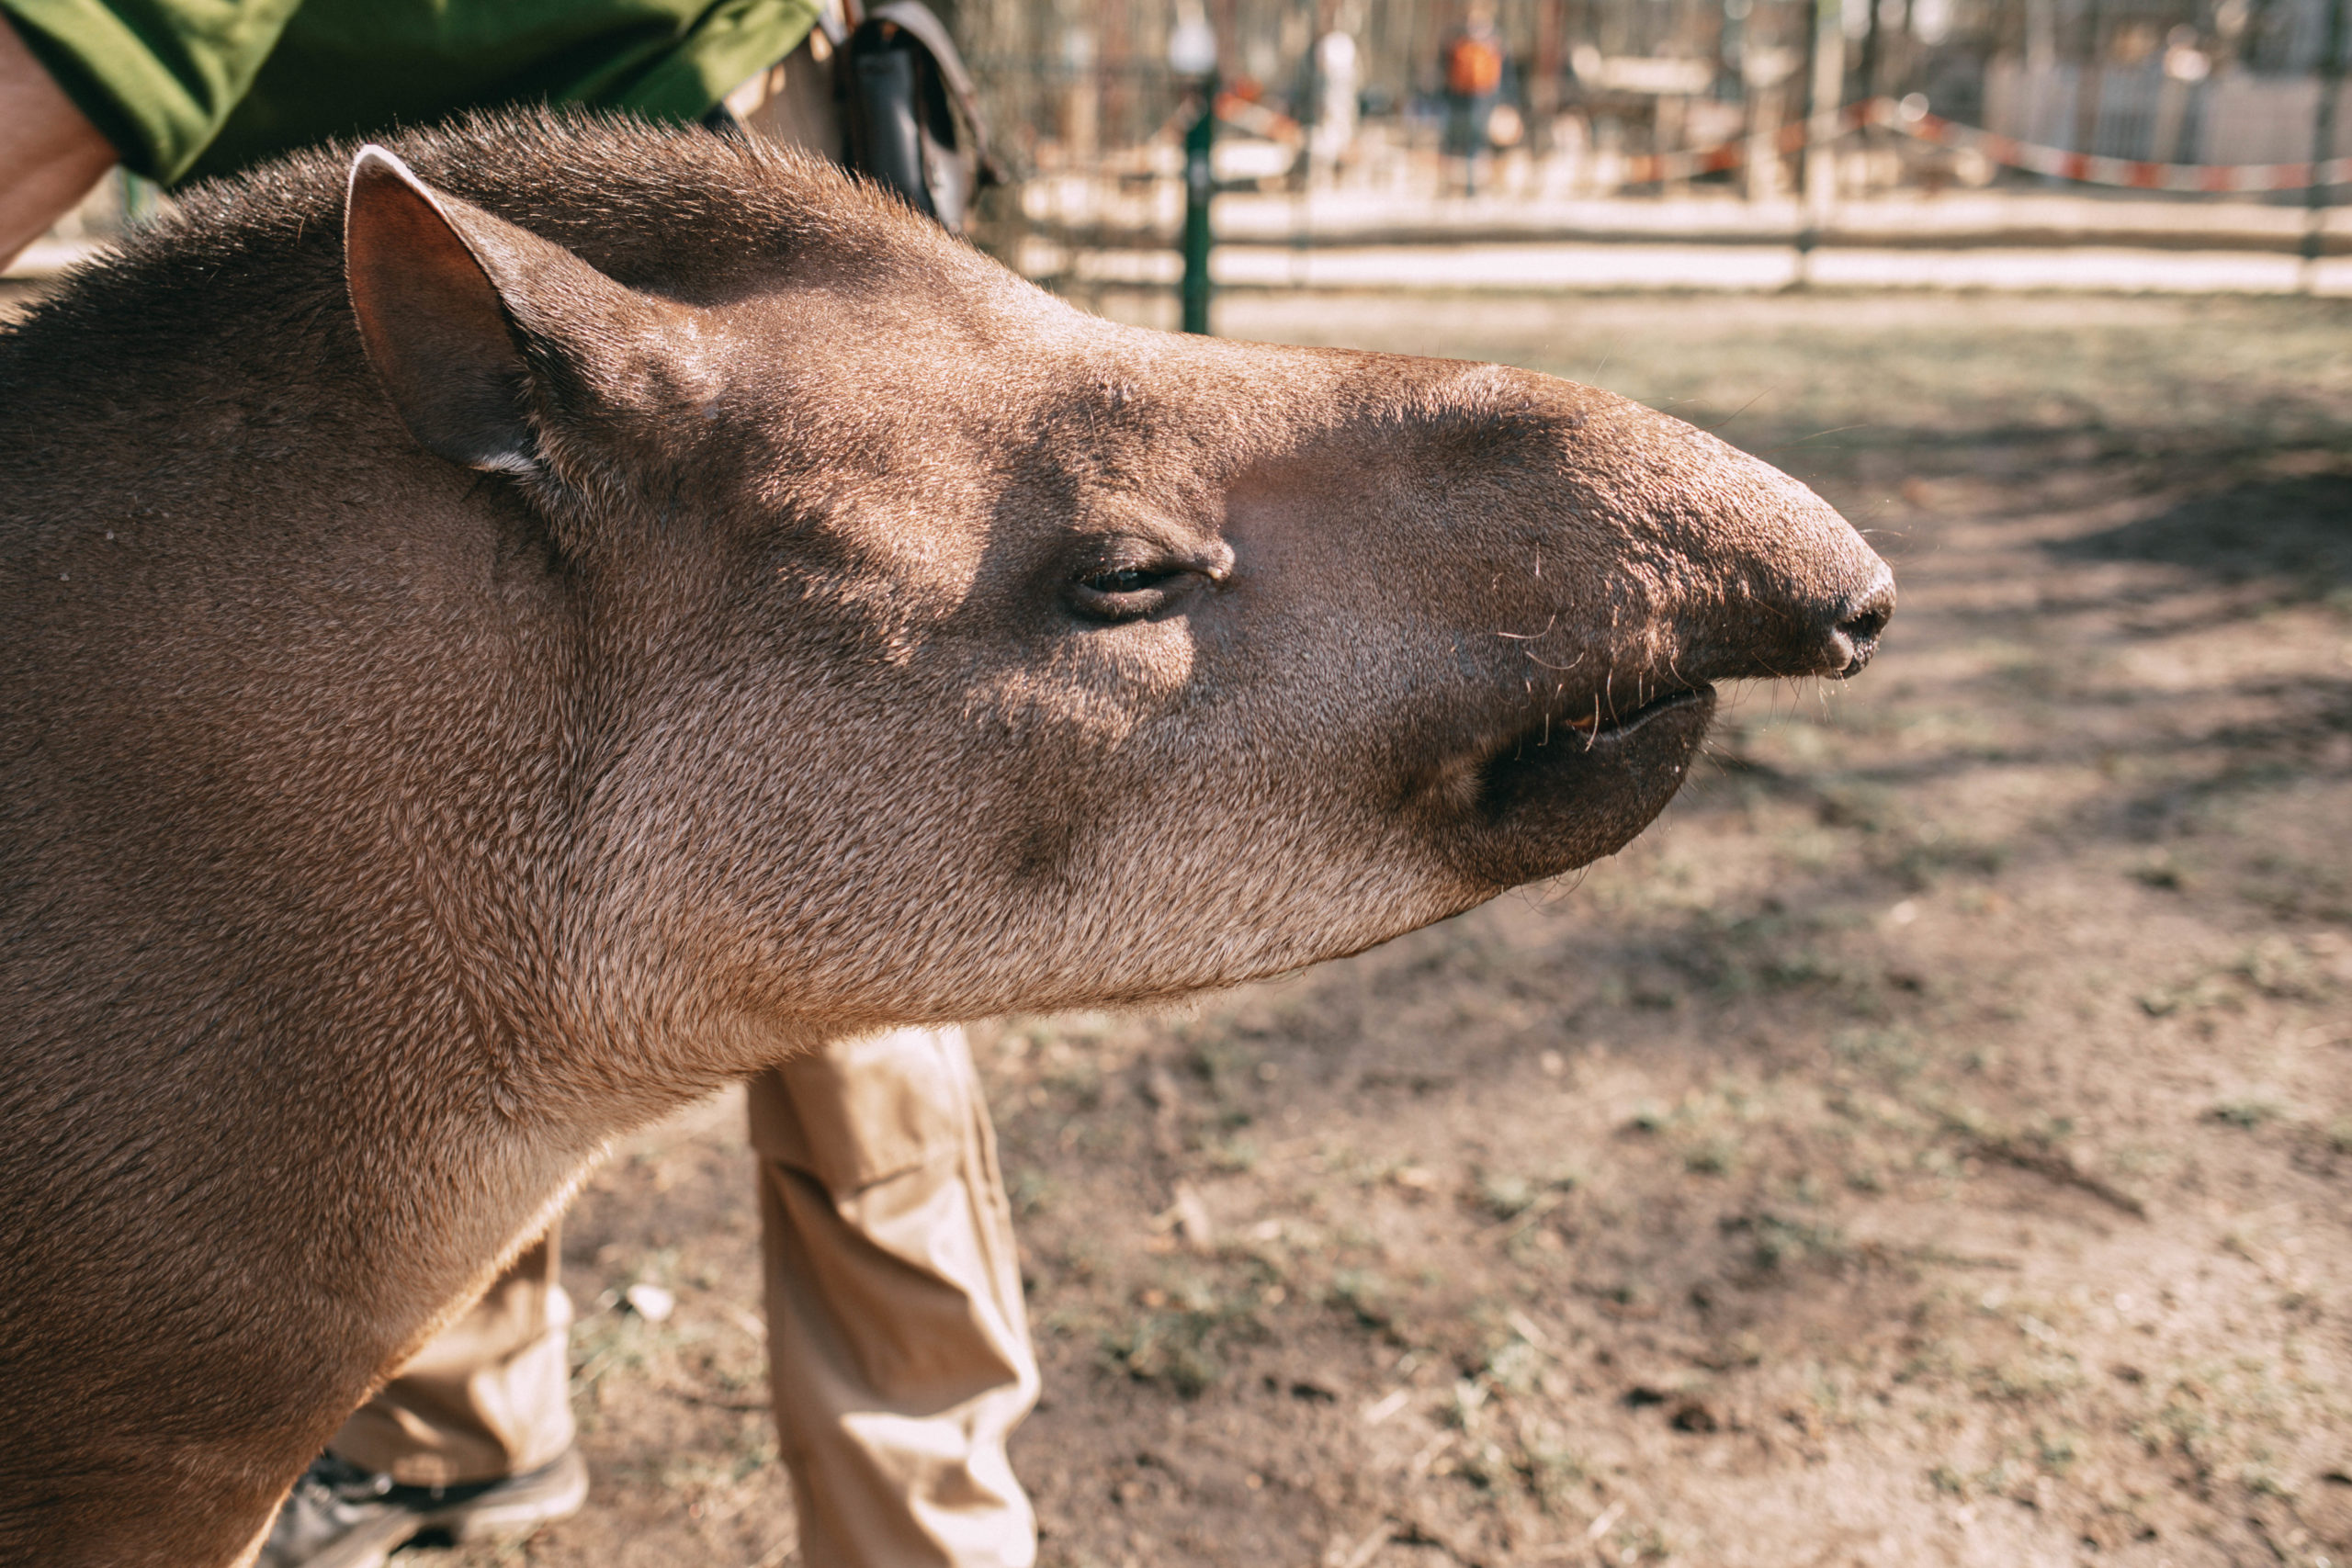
[2308,0,2348,287]
[1182,76,1216,335]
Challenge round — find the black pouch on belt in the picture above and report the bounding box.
[835,2,1006,233]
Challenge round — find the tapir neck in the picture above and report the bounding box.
[0,372,696,1532]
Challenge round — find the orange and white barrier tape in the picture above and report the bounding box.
[1616,96,2352,192]
[1866,96,2352,191]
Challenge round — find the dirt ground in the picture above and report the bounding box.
[20,276,2336,1566]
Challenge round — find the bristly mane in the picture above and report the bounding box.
[0,108,919,406]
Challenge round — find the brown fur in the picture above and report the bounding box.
[0,111,1890,1565]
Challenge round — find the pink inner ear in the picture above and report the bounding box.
[345,152,535,471]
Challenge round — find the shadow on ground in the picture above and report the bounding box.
[2055,468,2352,594]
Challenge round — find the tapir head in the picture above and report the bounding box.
[340,128,1890,1044]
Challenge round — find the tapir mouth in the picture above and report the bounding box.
[1457,681,1719,886]
[1555,684,1715,745]
[1482,682,1716,784]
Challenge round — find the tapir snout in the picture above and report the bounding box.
[1082,346,1898,896]
[1410,384,1898,888]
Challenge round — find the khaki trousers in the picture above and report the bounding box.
[330,1027,1039,1568]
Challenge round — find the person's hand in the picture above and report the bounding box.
[2,17,119,271]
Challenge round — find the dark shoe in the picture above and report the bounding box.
[257,1447,588,1568]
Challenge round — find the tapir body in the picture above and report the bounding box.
[0,113,1890,1565]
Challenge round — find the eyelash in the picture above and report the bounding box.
[1080,567,1173,595]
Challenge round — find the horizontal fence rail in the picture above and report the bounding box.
[1614,95,2352,188]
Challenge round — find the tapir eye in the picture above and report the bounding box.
[1064,536,1233,624]
[1085,567,1170,595]
[1067,562,1186,623]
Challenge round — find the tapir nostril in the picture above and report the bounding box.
[1841,600,1891,644]
[1827,566,1897,677]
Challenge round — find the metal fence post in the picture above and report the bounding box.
[1182,76,1216,334]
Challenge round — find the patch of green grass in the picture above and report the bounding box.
[1973,1354,2086,1403]
[2233,938,2335,999]
[1724,1211,1850,1274]
[1473,1167,1577,1221]
[1185,1032,1260,1101]
[1203,1134,1259,1173]
[2206,1097,2283,1130]
[1513,1431,1587,1512]
[1327,1268,1398,1332]
[2239,1462,2295,1498]
[1008,1166,1057,1217]
[2035,1430,2082,1473]
[1475,1170,1541,1219]
[2136,973,2239,1018]
[1101,1310,1225,1397]
[1682,1136,1738,1176]
[1041,1064,1102,1109]
[1884,831,2010,891]
[1099,1262,1272,1397]
[1831,1027,1926,1082]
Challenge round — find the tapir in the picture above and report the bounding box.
[0,111,1892,1566]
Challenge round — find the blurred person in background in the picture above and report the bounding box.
[1309,25,1361,179]
[1439,0,1505,195]
[0,6,1038,1566]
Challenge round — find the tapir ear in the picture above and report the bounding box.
[343,144,643,475]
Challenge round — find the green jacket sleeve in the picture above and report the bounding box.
[184,0,822,184]
[2,0,307,182]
